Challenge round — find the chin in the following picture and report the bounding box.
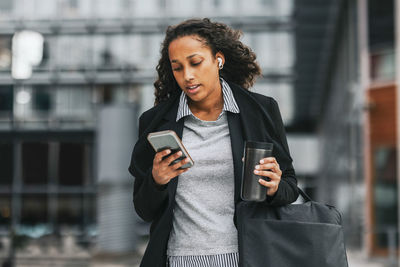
[186,94,204,103]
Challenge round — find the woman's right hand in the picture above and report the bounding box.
[152,149,190,186]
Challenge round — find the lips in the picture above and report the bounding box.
[185,84,200,94]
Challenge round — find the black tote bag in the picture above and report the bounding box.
[237,188,349,267]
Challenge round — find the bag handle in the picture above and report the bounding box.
[297,187,312,202]
[283,179,313,202]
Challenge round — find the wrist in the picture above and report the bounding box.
[151,174,168,191]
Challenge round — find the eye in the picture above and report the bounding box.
[192,61,202,66]
[172,65,182,71]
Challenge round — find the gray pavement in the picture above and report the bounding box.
[347,249,397,267]
[91,240,398,267]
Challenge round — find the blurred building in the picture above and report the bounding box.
[0,0,298,266]
[295,0,399,265]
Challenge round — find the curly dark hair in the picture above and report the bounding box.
[153,18,261,105]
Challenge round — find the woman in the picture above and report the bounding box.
[129,18,299,267]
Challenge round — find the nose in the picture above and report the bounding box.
[183,67,194,81]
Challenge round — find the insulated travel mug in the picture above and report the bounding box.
[241,141,273,202]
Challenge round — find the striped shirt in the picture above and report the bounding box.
[168,252,239,267]
[176,78,240,122]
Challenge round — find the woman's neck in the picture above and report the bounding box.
[188,87,224,121]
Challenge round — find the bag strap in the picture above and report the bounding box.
[284,179,313,202]
[297,187,312,202]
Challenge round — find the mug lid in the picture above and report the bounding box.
[245,141,273,150]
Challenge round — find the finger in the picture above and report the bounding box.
[168,165,190,178]
[165,151,184,165]
[255,163,275,171]
[254,170,280,180]
[154,149,171,163]
[257,163,281,175]
[258,178,275,188]
[171,157,190,170]
[259,157,276,164]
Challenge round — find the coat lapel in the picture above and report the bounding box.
[227,112,244,204]
[159,101,184,203]
[227,82,289,205]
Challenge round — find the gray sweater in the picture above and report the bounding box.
[166,111,238,256]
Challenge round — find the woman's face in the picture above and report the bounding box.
[168,35,224,105]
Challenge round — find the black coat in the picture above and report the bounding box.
[128,81,299,267]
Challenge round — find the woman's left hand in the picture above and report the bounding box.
[254,157,282,196]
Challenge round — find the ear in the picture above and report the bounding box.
[215,52,225,65]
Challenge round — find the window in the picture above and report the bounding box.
[370,49,395,82]
[54,86,93,119]
[169,0,200,16]
[57,194,83,226]
[69,0,78,8]
[253,32,294,71]
[132,0,160,17]
[0,196,11,228]
[158,0,166,10]
[0,86,13,112]
[0,144,13,185]
[0,37,11,70]
[59,143,85,186]
[95,85,132,105]
[276,0,294,17]
[36,40,50,69]
[32,86,52,111]
[0,0,13,12]
[138,34,160,69]
[85,195,97,226]
[261,0,293,17]
[96,35,126,67]
[373,146,398,249]
[58,0,80,18]
[57,36,90,68]
[22,143,49,185]
[1,140,95,237]
[253,83,294,124]
[21,194,48,225]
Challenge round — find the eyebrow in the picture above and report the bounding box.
[171,54,199,63]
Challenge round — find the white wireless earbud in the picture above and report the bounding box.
[217,57,223,69]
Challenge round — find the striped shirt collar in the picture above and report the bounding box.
[176,78,240,122]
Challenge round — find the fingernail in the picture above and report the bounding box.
[260,160,264,164]
[166,149,171,154]
[258,179,263,183]
[178,151,182,156]
[255,165,260,169]
[254,170,259,174]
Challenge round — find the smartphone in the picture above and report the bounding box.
[147,130,194,169]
